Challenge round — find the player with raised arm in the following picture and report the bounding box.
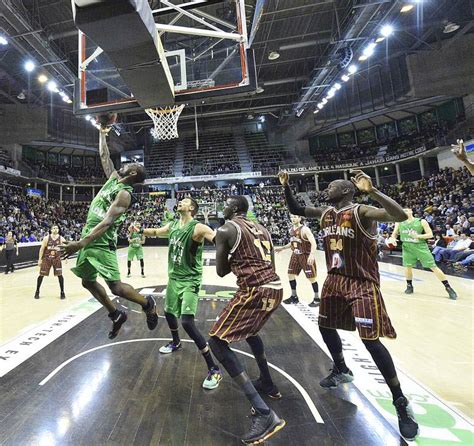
[208,195,285,445]
[143,197,222,389]
[390,209,457,299]
[451,139,474,175]
[275,214,320,307]
[34,224,66,299]
[60,117,158,339]
[280,169,419,441]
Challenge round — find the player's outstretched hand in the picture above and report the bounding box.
[99,125,112,136]
[350,169,374,193]
[278,170,289,186]
[451,139,467,162]
[59,240,84,259]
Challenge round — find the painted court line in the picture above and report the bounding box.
[38,338,324,424]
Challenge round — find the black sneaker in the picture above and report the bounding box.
[241,409,285,445]
[309,297,320,307]
[404,285,414,295]
[108,310,128,339]
[446,286,457,300]
[393,396,419,441]
[144,295,158,330]
[283,295,299,305]
[252,378,282,399]
[34,292,40,299]
[320,365,354,388]
[60,292,66,300]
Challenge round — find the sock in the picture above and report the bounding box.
[140,259,144,275]
[36,276,44,293]
[58,275,64,293]
[234,372,270,415]
[201,345,218,371]
[387,378,404,402]
[320,327,349,373]
[406,280,413,286]
[289,279,297,297]
[312,281,319,299]
[127,260,131,274]
[108,308,120,318]
[333,352,350,374]
[442,280,450,288]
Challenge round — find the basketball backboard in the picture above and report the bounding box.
[74,0,256,116]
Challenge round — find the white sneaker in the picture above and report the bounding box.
[202,368,222,389]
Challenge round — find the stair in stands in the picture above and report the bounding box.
[233,134,252,172]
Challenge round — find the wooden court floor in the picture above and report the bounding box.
[0,247,472,445]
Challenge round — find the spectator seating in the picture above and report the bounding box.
[244,133,287,175]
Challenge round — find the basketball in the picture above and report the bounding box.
[386,237,398,249]
[97,112,118,128]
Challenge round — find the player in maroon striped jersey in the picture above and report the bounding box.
[280,169,419,442]
[275,214,320,306]
[209,195,285,445]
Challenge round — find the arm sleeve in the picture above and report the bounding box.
[284,185,306,217]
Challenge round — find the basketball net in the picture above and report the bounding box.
[145,104,185,140]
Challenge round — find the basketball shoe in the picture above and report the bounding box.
[404,284,414,294]
[108,310,127,339]
[143,295,158,330]
[252,378,282,399]
[159,342,182,354]
[60,292,66,300]
[202,367,222,389]
[241,409,285,445]
[309,297,320,307]
[445,286,457,300]
[283,295,299,304]
[320,365,354,388]
[34,292,40,299]
[393,396,419,441]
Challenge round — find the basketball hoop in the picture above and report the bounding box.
[145,104,185,140]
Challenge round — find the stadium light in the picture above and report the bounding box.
[322,98,328,105]
[341,74,350,82]
[317,103,324,109]
[327,90,335,99]
[334,82,342,90]
[362,42,376,58]
[381,25,394,37]
[37,74,48,83]
[47,80,58,93]
[85,114,92,121]
[24,60,36,73]
[348,64,358,74]
[0,35,7,45]
[400,4,414,13]
[313,109,319,114]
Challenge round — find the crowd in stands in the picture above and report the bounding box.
[146,140,177,178]
[245,133,286,175]
[24,159,106,184]
[2,165,472,270]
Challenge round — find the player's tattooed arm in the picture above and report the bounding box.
[215,223,236,277]
[143,223,170,238]
[350,169,407,223]
[279,170,327,219]
[60,190,131,257]
[99,129,117,179]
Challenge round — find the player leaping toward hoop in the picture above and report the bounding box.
[60,118,158,339]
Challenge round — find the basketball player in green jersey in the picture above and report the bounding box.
[144,197,222,389]
[127,222,145,278]
[61,124,158,339]
[390,208,457,299]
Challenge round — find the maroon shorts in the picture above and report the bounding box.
[318,274,396,340]
[288,252,316,279]
[40,256,62,276]
[209,285,283,343]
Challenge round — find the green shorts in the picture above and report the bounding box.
[165,278,201,318]
[72,247,120,282]
[402,242,436,268]
[128,246,144,261]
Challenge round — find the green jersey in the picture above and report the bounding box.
[399,218,425,244]
[168,219,203,280]
[82,176,133,249]
[129,230,143,248]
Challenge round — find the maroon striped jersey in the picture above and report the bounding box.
[289,225,311,254]
[320,204,379,284]
[43,235,61,259]
[228,216,280,288]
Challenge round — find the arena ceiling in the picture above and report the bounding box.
[0,0,473,138]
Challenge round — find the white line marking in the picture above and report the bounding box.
[38,338,324,424]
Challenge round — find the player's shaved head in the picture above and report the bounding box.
[223,195,248,220]
[326,179,356,203]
